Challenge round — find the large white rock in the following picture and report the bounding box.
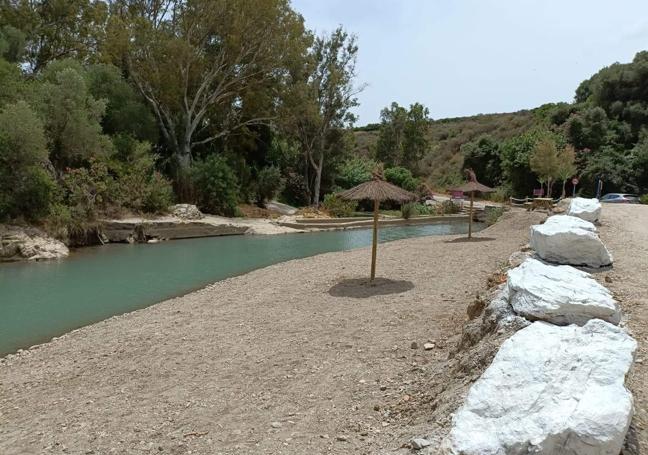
[507,258,620,325]
[445,319,637,455]
[530,215,612,267]
[568,197,602,223]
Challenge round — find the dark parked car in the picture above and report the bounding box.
[600,193,639,203]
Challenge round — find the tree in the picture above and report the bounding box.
[105,0,307,174]
[401,102,429,171]
[375,102,407,166]
[461,136,502,187]
[0,101,55,221]
[529,137,560,197]
[0,0,108,72]
[556,145,577,198]
[33,62,111,169]
[284,27,361,205]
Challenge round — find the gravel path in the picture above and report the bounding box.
[0,211,543,454]
[597,204,648,454]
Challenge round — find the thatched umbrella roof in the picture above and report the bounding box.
[450,180,495,193]
[338,179,417,202]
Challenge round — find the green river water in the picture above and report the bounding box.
[0,221,481,356]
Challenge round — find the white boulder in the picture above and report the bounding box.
[169,203,203,220]
[507,258,620,325]
[445,319,637,455]
[568,197,602,223]
[530,215,612,267]
[0,226,69,262]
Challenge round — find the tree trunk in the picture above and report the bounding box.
[312,152,324,206]
[562,180,567,199]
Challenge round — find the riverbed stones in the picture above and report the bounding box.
[568,197,602,223]
[507,258,620,325]
[530,215,612,267]
[445,319,637,455]
[0,226,69,262]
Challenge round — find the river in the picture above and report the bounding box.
[0,221,482,356]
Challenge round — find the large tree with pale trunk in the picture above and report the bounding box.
[283,27,362,206]
[104,0,307,174]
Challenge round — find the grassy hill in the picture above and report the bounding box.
[353,110,538,187]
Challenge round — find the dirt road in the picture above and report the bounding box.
[0,211,543,455]
[598,204,648,454]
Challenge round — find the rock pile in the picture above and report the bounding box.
[169,204,203,220]
[443,199,637,454]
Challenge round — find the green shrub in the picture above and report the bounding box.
[192,155,240,216]
[337,157,376,189]
[440,199,461,214]
[485,206,505,226]
[384,166,419,191]
[401,202,416,219]
[60,158,118,221]
[322,193,357,217]
[487,185,512,203]
[256,166,283,206]
[640,194,648,205]
[142,172,174,213]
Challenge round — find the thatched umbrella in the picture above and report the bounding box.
[338,167,416,281]
[450,169,495,238]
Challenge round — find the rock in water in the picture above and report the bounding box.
[530,215,612,267]
[445,320,637,455]
[507,258,620,325]
[568,197,602,223]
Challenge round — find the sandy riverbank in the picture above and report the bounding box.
[0,210,548,454]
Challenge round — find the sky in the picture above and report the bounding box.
[291,0,648,125]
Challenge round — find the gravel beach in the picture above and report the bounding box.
[3,208,628,455]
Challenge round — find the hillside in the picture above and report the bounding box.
[353,110,538,187]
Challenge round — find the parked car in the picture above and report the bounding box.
[600,193,640,203]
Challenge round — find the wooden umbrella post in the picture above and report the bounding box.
[370,199,379,280]
[468,190,474,239]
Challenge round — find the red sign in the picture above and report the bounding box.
[533,188,544,196]
[572,177,579,185]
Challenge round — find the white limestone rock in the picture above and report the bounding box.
[0,226,69,262]
[530,215,612,267]
[169,203,203,220]
[445,319,637,455]
[568,197,602,223]
[507,258,620,325]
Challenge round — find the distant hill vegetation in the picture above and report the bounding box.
[353,110,538,187]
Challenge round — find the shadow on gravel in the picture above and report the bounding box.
[444,237,496,243]
[328,278,415,299]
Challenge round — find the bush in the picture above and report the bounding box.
[192,155,240,216]
[439,199,461,214]
[337,157,376,189]
[256,166,283,206]
[384,166,419,191]
[322,193,357,217]
[60,158,118,221]
[485,206,505,226]
[641,194,648,204]
[401,202,434,219]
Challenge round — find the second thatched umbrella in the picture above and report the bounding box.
[338,169,416,281]
[450,169,495,239]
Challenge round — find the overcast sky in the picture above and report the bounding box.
[291,0,648,125]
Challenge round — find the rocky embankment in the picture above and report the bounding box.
[434,198,638,454]
[0,225,69,262]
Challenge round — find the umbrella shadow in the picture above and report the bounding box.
[328,278,415,299]
[444,237,496,244]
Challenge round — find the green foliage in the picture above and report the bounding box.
[375,101,429,170]
[0,25,25,62]
[34,63,111,168]
[336,157,375,188]
[485,206,505,226]
[401,202,432,219]
[640,194,648,205]
[439,199,461,215]
[461,136,502,187]
[192,156,240,216]
[60,159,118,221]
[384,166,419,192]
[529,136,560,197]
[0,101,55,221]
[321,193,357,217]
[255,166,283,206]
